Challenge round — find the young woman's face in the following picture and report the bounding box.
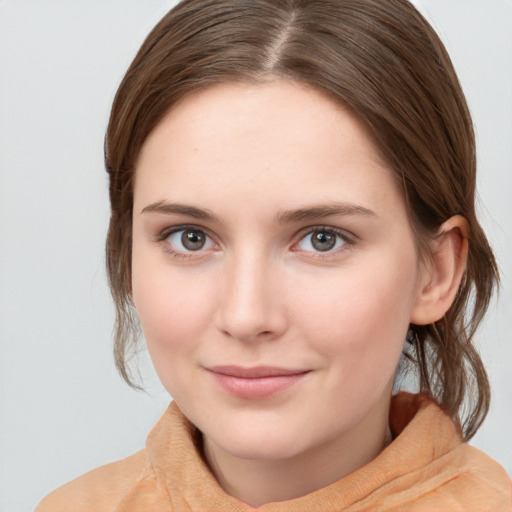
[132,81,428,462]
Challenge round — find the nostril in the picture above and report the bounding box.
[221,329,274,340]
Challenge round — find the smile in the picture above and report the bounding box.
[205,366,311,399]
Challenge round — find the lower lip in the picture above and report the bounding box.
[208,371,309,399]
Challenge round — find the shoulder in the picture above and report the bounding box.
[388,393,512,510]
[413,439,512,510]
[449,444,512,509]
[35,449,152,512]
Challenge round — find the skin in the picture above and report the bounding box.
[131,81,468,506]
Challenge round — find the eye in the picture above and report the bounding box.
[296,228,348,253]
[166,227,215,252]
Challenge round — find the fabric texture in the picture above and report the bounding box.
[36,393,512,511]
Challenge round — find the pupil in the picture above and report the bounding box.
[182,229,205,251]
[312,231,335,251]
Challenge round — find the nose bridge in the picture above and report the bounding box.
[217,247,285,341]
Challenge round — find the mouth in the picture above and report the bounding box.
[205,365,311,399]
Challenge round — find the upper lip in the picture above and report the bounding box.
[206,365,310,378]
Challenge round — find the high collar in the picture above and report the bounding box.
[145,392,511,511]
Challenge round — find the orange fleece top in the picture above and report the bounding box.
[36,393,511,511]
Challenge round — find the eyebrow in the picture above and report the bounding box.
[277,203,378,223]
[141,201,221,222]
[140,200,377,224]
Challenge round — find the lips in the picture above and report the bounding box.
[205,365,310,399]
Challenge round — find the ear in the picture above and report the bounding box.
[410,215,469,325]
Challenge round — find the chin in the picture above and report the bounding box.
[216,433,307,461]
[203,413,317,461]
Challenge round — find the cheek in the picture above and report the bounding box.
[132,266,219,399]
[292,253,418,363]
[132,257,216,359]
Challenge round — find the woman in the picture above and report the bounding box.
[36,0,511,509]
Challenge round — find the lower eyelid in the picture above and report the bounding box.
[163,246,202,260]
[293,241,354,262]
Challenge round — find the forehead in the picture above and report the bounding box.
[133,81,403,220]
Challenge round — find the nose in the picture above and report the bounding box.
[215,253,288,342]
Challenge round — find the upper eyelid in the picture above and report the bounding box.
[156,222,352,235]
[294,224,355,241]
[156,224,214,241]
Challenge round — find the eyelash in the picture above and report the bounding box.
[293,225,355,258]
[155,224,355,260]
[155,224,217,261]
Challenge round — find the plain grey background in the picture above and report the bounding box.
[0,1,511,511]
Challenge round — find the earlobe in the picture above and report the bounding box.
[410,215,469,325]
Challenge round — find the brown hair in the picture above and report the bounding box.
[105,0,498,440]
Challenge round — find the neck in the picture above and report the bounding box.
[202,400,393,507]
